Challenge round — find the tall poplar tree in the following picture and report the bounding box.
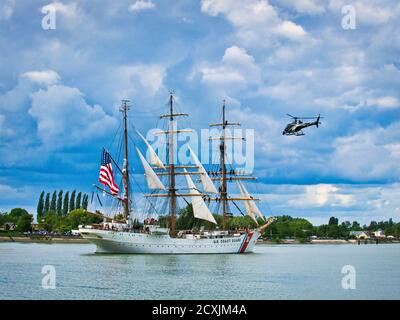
[82,194,88,210]
[44,193,50,213]
[69,190,76,212]
[56,190,63,215]
[63,191,69,216]
[76,192,82,209]
[37,191,45,222]
[50,191,57,212]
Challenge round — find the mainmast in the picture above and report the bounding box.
[120,100,130,221]
[159,92,188,236]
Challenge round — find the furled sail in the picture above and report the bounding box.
[188,146,218,194]
[184,169,217,224]
[136,147,166,190]
[136,130,166,169]
[237,181,265,223]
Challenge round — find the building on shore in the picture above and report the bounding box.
[349,231,371,239]
[373,229,385,238]
[0,222,16,231]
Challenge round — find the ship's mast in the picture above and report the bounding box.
[120,100,130,221]
[210,100,244,230]
[157,92,189,236]
[168,94,176,236]
[220,100,228,230]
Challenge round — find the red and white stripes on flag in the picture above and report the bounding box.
[99,149,120,195]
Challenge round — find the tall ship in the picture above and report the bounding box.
[78,93,274,254]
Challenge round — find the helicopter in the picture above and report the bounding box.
[282,114,322,136]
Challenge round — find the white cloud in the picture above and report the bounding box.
[47,1,86,29]
[198,46,261,87]
[364,96,399,109]
[128,1,156,12]
[328,0,397,25]
[255,183,400,224]
[331,122,400,181]
[23,70,61,86]
[289,184,355,208]
[201,0,308,45]
[28,84,117,147]
[113,64,166,98]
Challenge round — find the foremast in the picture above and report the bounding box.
[120,100,130,221]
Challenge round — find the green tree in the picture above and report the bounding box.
[8,208,33,232]
[351,221,361,231]
[82,194,88,210]
[16,214,33,232]
[63,191,69,216]
[37,191,45,222]
[50,191,57,212]
[56,190,63,215]
[76,192,82,209]
[44,193,50,213]
[328,216,339,226]
[66,209,102,229]
[70,190,76,212]
[41,210,60,232]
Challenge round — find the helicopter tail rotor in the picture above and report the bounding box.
[316,114,320,128]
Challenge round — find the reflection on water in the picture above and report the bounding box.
[0,243,399,299]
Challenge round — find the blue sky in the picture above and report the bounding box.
[0,0,399,224]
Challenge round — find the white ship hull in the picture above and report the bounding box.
[78,228,259,254]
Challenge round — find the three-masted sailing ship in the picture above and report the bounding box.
[78,93,274,254]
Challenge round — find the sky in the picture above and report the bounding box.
[0,0,399,225]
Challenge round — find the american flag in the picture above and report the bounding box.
[99,149,120,195]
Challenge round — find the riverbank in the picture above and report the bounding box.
[1,236,399,245]
[257,239,400,244]
[0,236,89,243]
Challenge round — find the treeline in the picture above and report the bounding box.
[158,206,400,240]
[37,190,89,222]
[265,216,400,240]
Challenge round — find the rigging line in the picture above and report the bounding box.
[107,121,122,151]
[231,200,245,217]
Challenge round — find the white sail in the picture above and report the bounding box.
[188,146,218,194]
[184,169,217,224]
[136,130,166,169]
[136,147,166,190]
[237,181,265,223]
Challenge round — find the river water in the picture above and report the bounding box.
[0,242,399,299]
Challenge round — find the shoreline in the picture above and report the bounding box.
[1,236,399,245]
[0,236,89,244]
[257,239,400,245]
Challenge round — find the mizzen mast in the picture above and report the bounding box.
[209,100,251,230]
